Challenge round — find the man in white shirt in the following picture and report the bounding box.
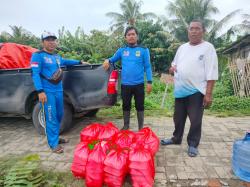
[161,20,218,157]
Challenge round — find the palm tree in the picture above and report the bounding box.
[207,9,240,43]
[0,26,40,47]
[58,26,89,53]
[106,0,156,32]
[164,0,240,44]
[166,0,218,29]
[231,14,250,35]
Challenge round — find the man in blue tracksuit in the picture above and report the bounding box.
[31,31,85,153]
[103,26,153,130]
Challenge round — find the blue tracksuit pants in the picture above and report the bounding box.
[43,91,63,149]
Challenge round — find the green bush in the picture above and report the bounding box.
[213,67,234,98]
[210,96,250,112]
[213,81,233,98]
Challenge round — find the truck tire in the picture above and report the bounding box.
[85,109,99,117]
[32,102,73,135]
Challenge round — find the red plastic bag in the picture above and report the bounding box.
[114,130,136,149]
[0,43,38,69]
[104,173,124,187]
[129,144,155,187]
[71,142,90,178]
[98,122,119,141]
[80,123,103,142]
[85,143,106,187]
[104,149,129,187]
[135,127,159,156]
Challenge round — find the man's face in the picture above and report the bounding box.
[188,22,204,45]
[125,29,138,45]
[42,37,57,52]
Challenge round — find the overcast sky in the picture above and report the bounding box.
[0,0,249,37]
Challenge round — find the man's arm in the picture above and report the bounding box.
[169,46,181,75]
[103,48,121,70]
[203,80,215,108]
[144,48,153,94]
[204,45,218,108]
[60,57,81,66]
[30,53,47,103]
[31,53,43,92]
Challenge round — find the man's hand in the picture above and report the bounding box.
[203,80,215,109]
[81,60,90,65]
[38,92,47,104]
[203,93,212,108]
[169,65,177,75]
[103,59,110,70]
[146,83,152,94]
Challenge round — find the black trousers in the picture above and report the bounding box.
[121,83,144,112]
[172,92,204,148]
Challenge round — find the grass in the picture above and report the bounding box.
[98,76,250,118]
[205,109,250,117]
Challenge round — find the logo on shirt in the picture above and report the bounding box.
[135,51,141,57]
[44,57,53,64]
[55,57,61,66]
[123,51,129,56]
[198,55,204,61]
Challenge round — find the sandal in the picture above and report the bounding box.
[161,138,174,145]
[161,138,181,146]
[59,138,69,144]
[188,146,198,157]
[52,145,64,154]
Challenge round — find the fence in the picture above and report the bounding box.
[228,58,250,97]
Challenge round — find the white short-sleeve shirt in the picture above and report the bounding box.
[172,41,218,98]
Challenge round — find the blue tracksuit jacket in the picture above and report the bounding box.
[109,45,152,85]
[30,50,80,149]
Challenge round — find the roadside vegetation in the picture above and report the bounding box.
[98,74,250,119]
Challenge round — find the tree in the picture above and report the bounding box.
[57,27,123,63]
[58,26,89,54]
[231,14,250,36]
[136,20,178,72]
[0,26,40,48]
[164,0,240,45]
[106,0,156,33]
[207,9,240,43]
[85,30,123,63]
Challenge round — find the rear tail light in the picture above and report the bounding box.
[107,70,118,94]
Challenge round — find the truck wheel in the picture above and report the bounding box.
[32,102,73,135]
[85,109,99,117]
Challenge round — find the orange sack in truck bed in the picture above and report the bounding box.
[0,42,38,69]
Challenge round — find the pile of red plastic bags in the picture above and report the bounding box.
[71,122,159,187]
[0,43,38,69]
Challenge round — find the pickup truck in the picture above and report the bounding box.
[0,64,118,134]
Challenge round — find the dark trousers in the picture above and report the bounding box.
[172,92,204,148]
[121,83,144,112]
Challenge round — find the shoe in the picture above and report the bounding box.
[121,126,129,130]
[51,145,64,154]
[188,146,198,157]
[59,138,69,144]
[161,138,174,145]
